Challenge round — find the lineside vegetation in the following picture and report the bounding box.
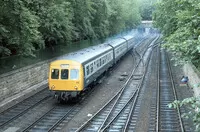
[0,0,141,57]
[153,0,200,131]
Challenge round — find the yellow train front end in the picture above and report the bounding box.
[48,60,84,102]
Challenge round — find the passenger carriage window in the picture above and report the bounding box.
[100,59,102,66]
[86,65,90,75]
[61,69,69,79]
[97,60,99,68]
[51,69,59,79]
[70,69,79,80]
[90,63,93,73]
[93,62,96,70]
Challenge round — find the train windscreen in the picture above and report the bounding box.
[51,69,59,79]
[61,69,69,79]
[70,69,79,80]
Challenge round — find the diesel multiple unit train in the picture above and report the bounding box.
[48,35,136,102]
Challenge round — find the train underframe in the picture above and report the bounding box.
[52,91,81,103]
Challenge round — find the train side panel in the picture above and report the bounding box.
[113,40,128,63]
[48,35,136,102]
[82,50,114,88]
[127,37,135,50]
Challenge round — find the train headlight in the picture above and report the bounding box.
[74,86,78,90]
[51,85,55,90]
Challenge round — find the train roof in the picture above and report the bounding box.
[56,42,112,64]
[108,35,134,47]
[54,35,135,64]
[108,38,126,48]
[123,35,134,40]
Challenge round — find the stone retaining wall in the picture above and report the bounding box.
[1,58,199,102]
[0,59,53,102]
[183,63,200,97]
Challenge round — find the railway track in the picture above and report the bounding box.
[21,105,76,132]
[75,36,159,132]
[148,47,185,132]
[18,37,154,132]
[159,49,184,131]
[0,88,50,129]
[0,36,159,132]
[122,37,159,132]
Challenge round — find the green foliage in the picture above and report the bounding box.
[153,0,200,68]
[154,1,200,130]
[168,97,200,131]
[108,0,141,35]
[69,0,96,40]
[139,0,156,20]
[0,0,141,57]
[91,0,110,38]
[0,0,43,57]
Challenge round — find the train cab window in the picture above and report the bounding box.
[70,69,79,80]
[61,69,69,79]
[51,69,59,79]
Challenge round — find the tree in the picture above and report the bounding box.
[68,0,96,40]
[108,0,141,35]
[153,0,200,67]
[0,0,142,57]
[139,0,157,20]
[0,0,43,57]
[154,0,200,131]
[24,0,74,45]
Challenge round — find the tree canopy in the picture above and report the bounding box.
[154,1,200,130]
[0,0,141,57]
[153,0,200,67]
[139,0,156,20]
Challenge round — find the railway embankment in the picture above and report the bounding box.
[0,59,52,111]
[183,63,200,97]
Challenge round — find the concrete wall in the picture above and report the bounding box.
[183,63,200,97]
[0,59,53,102]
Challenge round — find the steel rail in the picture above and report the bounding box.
[157,49,184,132]
[22,80,97,132]
[0,89,50,128]
[47,87,96,132]
[156,44,160,132]
[101,90,138,131]
[75,38,149,132]
[76,36,159,132]
[21,106,57,132]
[123,37,160,132]
[0,88,47,115]
[75,51,140,132]
[103,45,153,131]
[123,45,158,132]
[166,52,185,132]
